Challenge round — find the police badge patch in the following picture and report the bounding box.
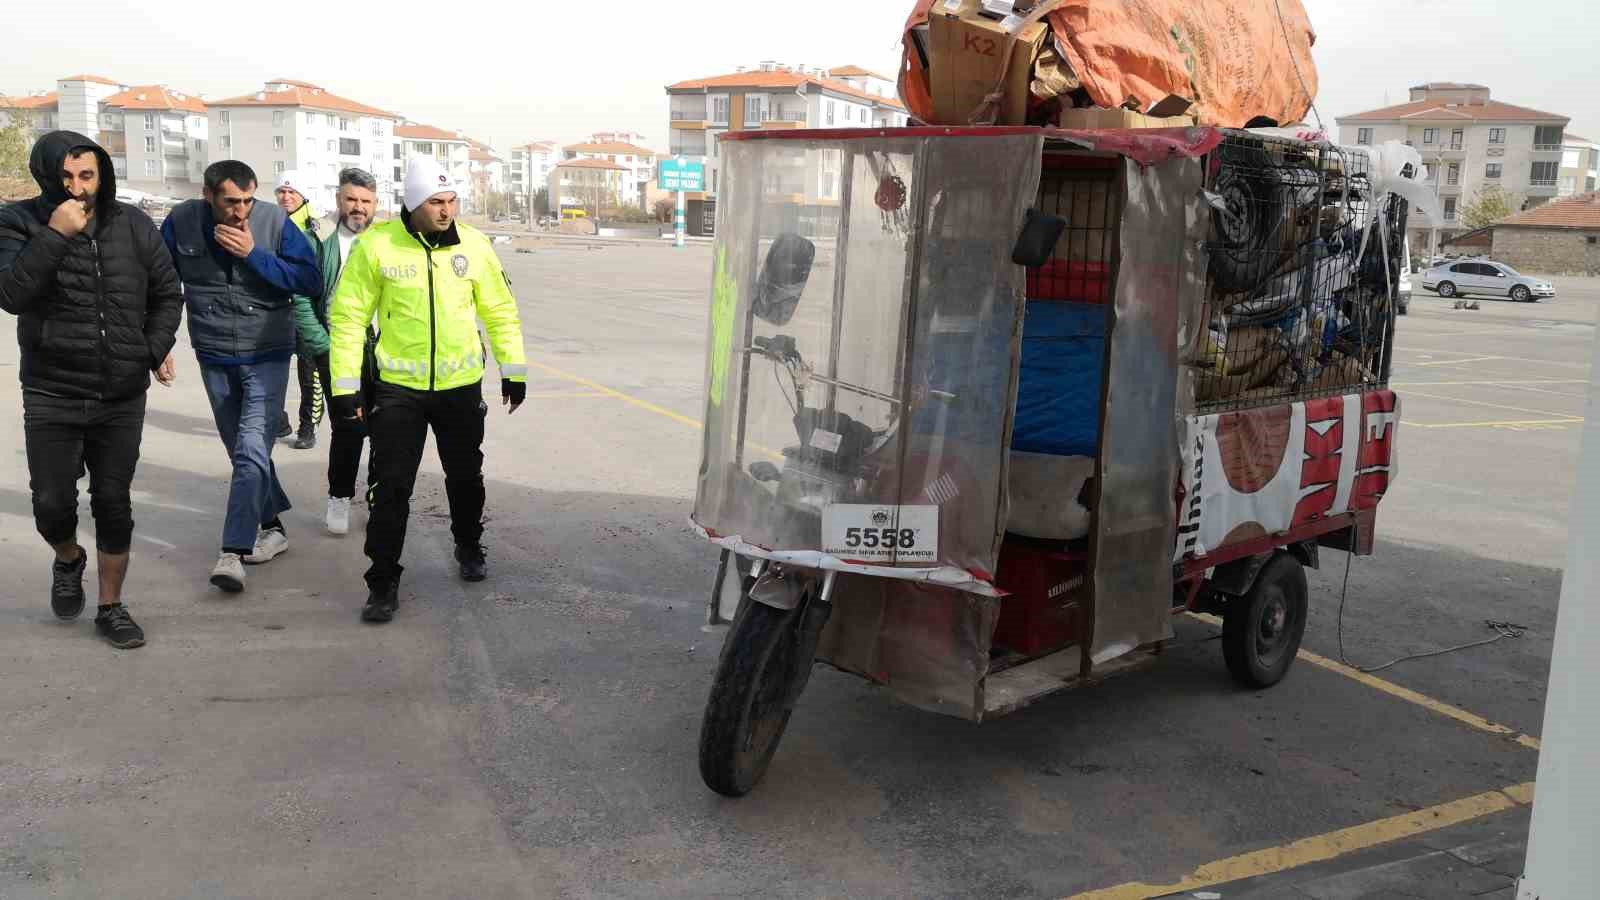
[451,254,469,277]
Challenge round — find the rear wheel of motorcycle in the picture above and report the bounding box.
[698,592,816,797]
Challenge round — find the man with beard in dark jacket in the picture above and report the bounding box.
[0,130,185,649]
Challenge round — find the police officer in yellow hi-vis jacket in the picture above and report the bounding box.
[326,157,526,623]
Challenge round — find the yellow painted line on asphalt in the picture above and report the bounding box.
[525,390,619,400]
[1401,389,1582,421]
[1405,418,1580,430]
[528,358,703,429]
[1187,613,1541,750]
[1067,783,1535,900]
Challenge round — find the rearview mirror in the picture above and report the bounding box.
[753,233,816,325]
[1012,208,1067,268]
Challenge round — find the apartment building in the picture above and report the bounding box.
[563,137,656,208]
[548,158,629,216]
[1559,134,1599,198]
[1336,83,1569,250]
[664,61,909,235]
[508,141,559,211]
[209,80,401,212]
[467,139,505,213]
[2,75,207,199]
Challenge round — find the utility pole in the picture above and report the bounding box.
[1516,324,1600,897]
[674,154,686,249]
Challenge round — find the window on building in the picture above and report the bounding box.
[339,117,351,131]
[860,107,868,124]
[324,113,334,127]
[1422,128,1438,144]
[273,136,285,150]
[143,136,155,153]
[1489,127,1505,144]
[1447,163,1460,185]
[826,100,836,125]
[393,166,402,182]
[1531,160,1559,184]
[140,113,153,130]
[274,161,286,175]
[415,141,432,154]
[1560,176,1578,195]
[1588,176,1598,192]
[194,139,203,151]
[144,160,157,176]
[393,143,402,159]
[326,139,335,152]
[1450,128,1464,149]
[219,111,230,125]
[1442,196,1457,220]
[710,96,729,125]
[1485,163,1502,179]
[340,138,361,156]
[272,110,285,126]
[1534,126,1564,148]
[221,135,231,149]
[711,168,718,194]
[1356,127,1373,145]
[305,111,315,125]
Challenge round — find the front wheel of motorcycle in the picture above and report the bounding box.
[698,587,824,797]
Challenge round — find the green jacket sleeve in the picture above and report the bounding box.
[292,294,331,356]
[473,242,527,383]
[328,239,381,396]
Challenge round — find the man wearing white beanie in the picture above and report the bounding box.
[325,157,528,623]
[275,170,326,448]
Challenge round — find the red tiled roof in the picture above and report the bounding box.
[396,122,466,142]
[210,85,396,119]
[61,74,122,87]
[555,158,629,171]
[1411,82,1488,92]
[104,85,206,114]
[829,65,891,81]
[1496,192,1600,229]
[1338,98,1567,123]
[667,69,906,111]
[563,140,655,156]
[268,79,324,90]
[0,92,59,110]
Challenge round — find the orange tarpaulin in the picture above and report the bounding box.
[900,0,1318,128]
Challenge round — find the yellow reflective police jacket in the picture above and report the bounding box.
[327,216,526,396]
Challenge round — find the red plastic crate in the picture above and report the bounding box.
[993,539,1089,657]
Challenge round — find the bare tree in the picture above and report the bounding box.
[1460,184,1522,231]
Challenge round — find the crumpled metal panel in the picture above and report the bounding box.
[1088,157,1201,662]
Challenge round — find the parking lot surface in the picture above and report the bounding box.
[0,241,1588,898]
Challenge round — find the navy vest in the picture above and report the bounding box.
[168,200,295,360]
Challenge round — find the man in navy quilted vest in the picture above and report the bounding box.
[160,160,322,594]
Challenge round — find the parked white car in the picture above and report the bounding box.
[1420,259,1555,303]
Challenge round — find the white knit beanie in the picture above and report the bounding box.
[403,157,458,210]
[275,170,308,197]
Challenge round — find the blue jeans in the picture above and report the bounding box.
[200,361,293,552]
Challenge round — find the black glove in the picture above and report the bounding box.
[502,379,526,413]
[331,393,363,423]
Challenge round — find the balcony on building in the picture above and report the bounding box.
[1527,179,1560,195]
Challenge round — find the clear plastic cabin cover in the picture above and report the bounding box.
[693,132,1043,583]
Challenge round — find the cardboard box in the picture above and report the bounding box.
[1053,107,1196,129]
[928,0,1050,125]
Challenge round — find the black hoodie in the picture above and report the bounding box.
[0,129,185,400]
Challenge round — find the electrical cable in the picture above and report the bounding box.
[1273,0,1324,131]
[1334,519,1527,673]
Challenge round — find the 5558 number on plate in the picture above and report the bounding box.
[822,505,938,564]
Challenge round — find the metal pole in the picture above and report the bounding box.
[674,154,687,248]
[1516,321,1600,898]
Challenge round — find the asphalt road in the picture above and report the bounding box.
[0,240,1589,899]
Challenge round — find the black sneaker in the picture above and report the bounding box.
[51,548,88,620]
[291,426,317,450]
[276,412,293,439]
[94,604,146,649]
[456,544,488,582]
[361,582,400,624]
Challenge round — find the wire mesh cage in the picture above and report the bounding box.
[1026,155,1121,304]
[1191,131,1406,412]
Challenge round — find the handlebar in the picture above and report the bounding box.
[748,333,956,405]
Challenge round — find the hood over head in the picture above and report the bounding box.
[28,129,118,220]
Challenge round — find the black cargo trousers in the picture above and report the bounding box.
[362,378,486,589]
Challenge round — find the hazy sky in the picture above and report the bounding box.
[4,0,1593,149]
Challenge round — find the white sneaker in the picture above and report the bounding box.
[244,528,289,564]
[210,552,245,593]
[326,497,352,536]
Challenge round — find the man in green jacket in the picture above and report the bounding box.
[275,170,324,447]
[286,168,380,535]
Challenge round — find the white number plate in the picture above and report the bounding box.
[822,504,938,564]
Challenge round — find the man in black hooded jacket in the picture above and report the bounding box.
[0,130,184,649]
